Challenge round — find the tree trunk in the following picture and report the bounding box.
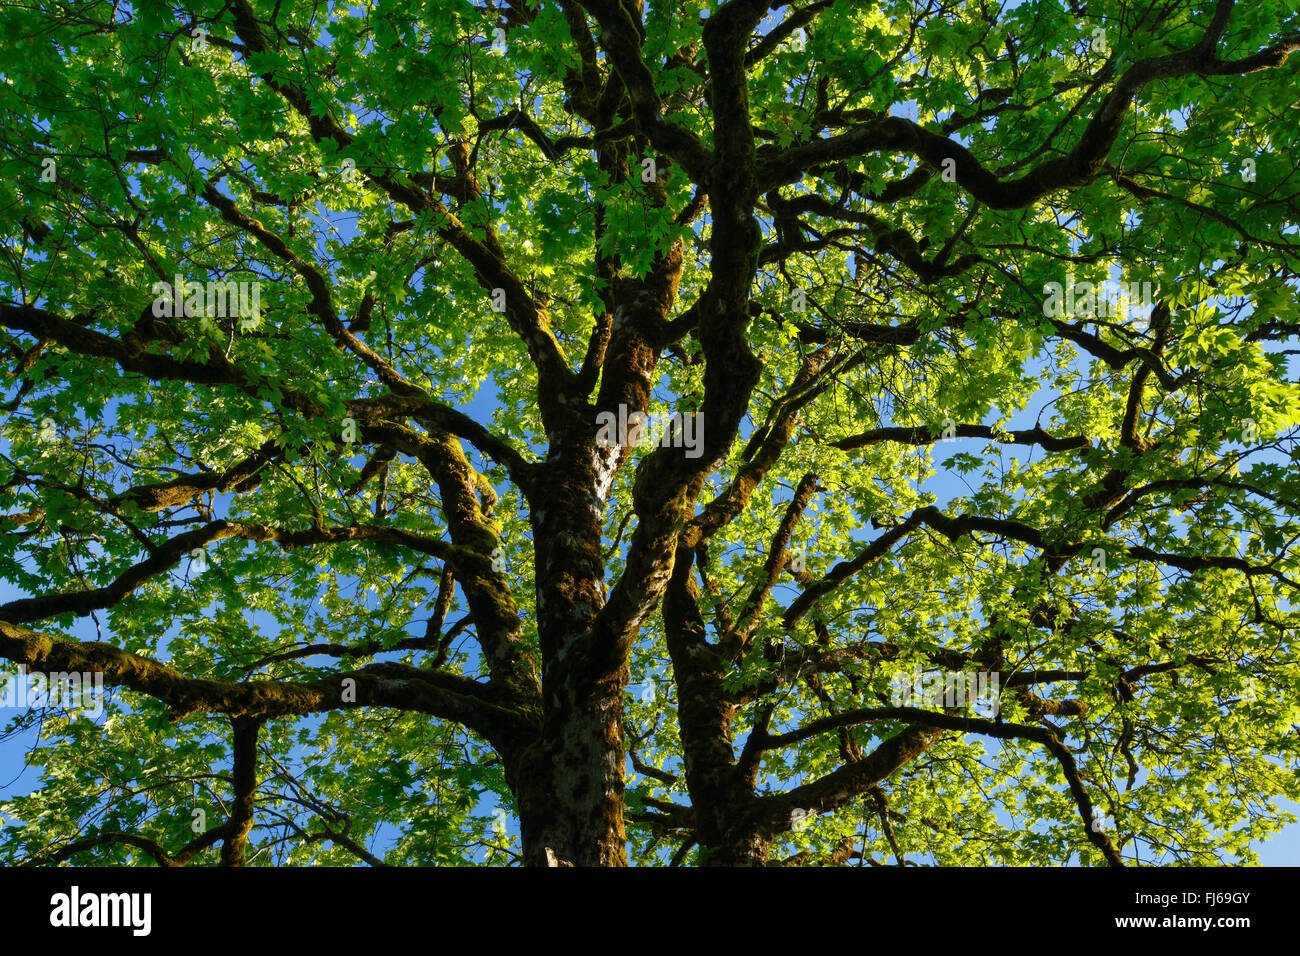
[508,450,630,866]
[510,670,628,866]
[663,546,771,866]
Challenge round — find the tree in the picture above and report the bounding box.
[1,0,1298,868]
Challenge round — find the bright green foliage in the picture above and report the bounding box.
[0,0,1298,866]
